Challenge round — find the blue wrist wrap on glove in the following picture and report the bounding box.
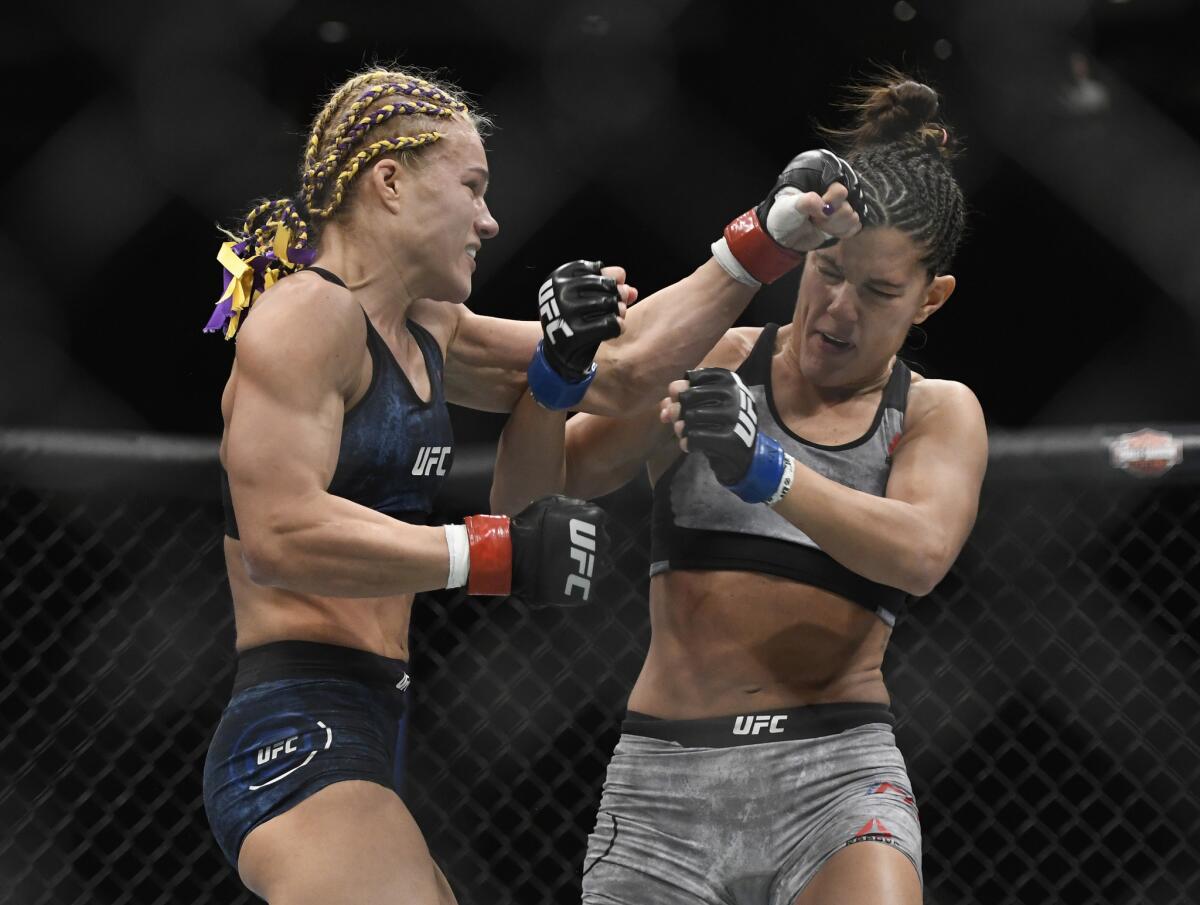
[527,340,596,410]
[725,432,787,503]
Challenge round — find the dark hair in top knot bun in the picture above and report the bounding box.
[822,67,952,158]
[816,67,966,275]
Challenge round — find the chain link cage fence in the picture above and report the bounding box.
[1,426,1197,905]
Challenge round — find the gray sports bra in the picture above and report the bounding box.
[649,323,911,625]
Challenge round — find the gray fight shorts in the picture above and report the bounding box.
[581,703,921,905]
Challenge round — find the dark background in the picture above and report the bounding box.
[3,0,1199,444]
[3,4,1200,904]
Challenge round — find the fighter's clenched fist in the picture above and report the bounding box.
[527,260,635,410]
[713,149,871,287]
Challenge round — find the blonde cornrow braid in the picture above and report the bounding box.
[337,100,457,152]
[308,132,443,220]
[303,71,387,175]
[301,88,463,217]
[240,197,312,259]
[302,98,459,206]
[240,198,282,239]
[309,99,453,182]
[326,81,465,153]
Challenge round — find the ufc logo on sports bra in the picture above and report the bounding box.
[412,446,451,477]
[564,518,596,601]
[538,279,574,347]
[732,714,788,736]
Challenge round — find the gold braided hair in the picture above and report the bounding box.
[204,68,484,339]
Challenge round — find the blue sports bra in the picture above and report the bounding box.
[220,267,454,538]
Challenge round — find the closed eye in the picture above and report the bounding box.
[865,285,901,299]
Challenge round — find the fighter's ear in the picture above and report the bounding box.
[913,273,955,325]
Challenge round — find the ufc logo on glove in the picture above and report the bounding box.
[564,519,597,600]
[538,279,574,346]
[732,375,758,448]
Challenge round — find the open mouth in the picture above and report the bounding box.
[817,331,852,351]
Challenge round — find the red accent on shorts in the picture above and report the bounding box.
[870,782,915,805]
[854,817,892,838]
[463,514,512,596]
[723,209,805,285]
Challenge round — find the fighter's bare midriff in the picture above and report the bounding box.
[627,569,891,719]
[224,538,415,660]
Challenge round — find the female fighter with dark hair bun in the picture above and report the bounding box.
[563,73,986,905]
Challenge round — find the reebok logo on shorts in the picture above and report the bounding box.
[412,446,451,476]
[731,714,788,736]
[847,817,895,846]
[867,780,915,805]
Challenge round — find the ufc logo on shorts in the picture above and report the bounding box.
[564,518,596,600]
[732,714,787,736]
[731,374,757,448]
[412,446,451,476]
[539,279,575,347]
[256,735,299,765]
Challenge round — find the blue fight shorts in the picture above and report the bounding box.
[202,640,410,868]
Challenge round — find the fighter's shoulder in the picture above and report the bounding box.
[699,326,764,369]
[905,375,984,433]
[234,271,365,373]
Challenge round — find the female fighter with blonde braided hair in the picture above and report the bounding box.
[200,65,865,904]
[558,72,986,905]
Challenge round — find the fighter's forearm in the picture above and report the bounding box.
[490,388,567,515]
[583,259,756,415]
[238,495,452,597]
[771,466,954,597]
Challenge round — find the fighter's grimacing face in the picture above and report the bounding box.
[791,225,954,388]
[365,123,499,304]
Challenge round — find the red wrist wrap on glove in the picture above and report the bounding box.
[463,514,512,596]
[724,209,805,285]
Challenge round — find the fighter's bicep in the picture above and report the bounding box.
[225,365,345,504]
[885,382,987,549]
[443,307,541,411]
[223,297,361,521]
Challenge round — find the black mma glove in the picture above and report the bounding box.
[528,260,622,409]
[461,495,610,607]
[678,369,794,505]
[714,149,873,286]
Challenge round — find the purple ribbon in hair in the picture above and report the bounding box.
[202,240,316,334]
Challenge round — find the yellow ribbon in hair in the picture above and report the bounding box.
[272,223,300,267]
[210,225,299,339]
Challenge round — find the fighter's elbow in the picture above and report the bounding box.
[901,537,956,597]
[239,527,289,587]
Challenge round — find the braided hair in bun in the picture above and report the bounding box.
[820,68,966,276]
